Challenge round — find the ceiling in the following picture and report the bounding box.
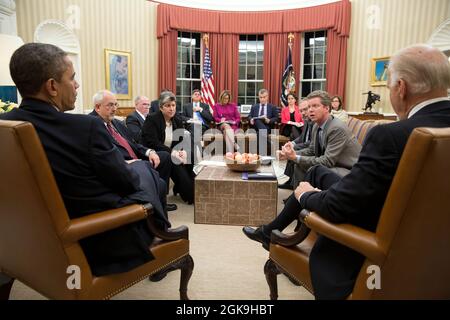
[150,0,340,11]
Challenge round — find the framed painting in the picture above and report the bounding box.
[105,49,132,99]
[371,56,390,87]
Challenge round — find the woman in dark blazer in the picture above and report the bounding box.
[141,91,194,204]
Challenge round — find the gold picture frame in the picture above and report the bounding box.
[105,49,132,99]
[371,56,390,87]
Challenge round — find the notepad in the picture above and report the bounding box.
[242,172,277,180]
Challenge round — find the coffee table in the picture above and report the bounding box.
[194,163,278,226]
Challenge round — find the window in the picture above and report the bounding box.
[238,35,264,106]
[300,31,327,98]
[176,32,201,111]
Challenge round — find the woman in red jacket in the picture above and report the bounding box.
[281,93,303,139]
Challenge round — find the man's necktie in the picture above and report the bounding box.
[195,111,205,126]
[304,122,311,143]
[106,123,138,159]
[259,104,265,117]
[316,127,323,156]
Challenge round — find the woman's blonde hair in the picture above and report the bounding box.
[219,90,232,105]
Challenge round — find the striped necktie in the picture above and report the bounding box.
[106,123,138,159]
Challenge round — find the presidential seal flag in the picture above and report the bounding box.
[280,34,296,107]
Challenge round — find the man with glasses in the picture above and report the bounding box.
[126,95,150,143]
[89,90,176,212]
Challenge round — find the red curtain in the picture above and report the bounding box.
[157,30,177,94]
[209,33,239,104]
[156,0,351,104]
[156,1,349,36]
[326,0,351,103]
[326,30,348,103]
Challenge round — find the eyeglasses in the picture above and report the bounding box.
[104,102,119,109]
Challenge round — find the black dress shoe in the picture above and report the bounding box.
[166,203,177,211]
[278,182,293,190]
[242,226,270,251]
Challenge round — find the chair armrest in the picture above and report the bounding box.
[60,204,150,244]
[300,210,386,264]
[271,223,311,246]
[146,214,189,241]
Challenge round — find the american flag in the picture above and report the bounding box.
[201,47,215,113]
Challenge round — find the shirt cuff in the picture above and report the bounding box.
[145,149,155,157]
[298,192,307,203]
[295,155,301,163]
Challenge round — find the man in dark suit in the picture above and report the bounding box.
[248,89,279,155]
[181,89,214,133]
[125,95,150,143]
[89,90,177,212]
[0,43,172,277]
[181,89,214,163]
[279,99,313,189]
[243,44,450,299]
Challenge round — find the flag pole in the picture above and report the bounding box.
[280,33,296,108]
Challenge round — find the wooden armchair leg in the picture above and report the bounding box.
[179,255,194,300]
[0,273,14,300]
[149,254,194,300]
[264,259,280,300]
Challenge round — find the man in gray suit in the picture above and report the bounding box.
[279,90,361,187]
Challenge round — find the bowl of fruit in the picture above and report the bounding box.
[224,152,261,172]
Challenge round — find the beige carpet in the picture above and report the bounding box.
[10,163,314,300]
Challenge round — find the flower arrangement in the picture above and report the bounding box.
[0,99,18,114]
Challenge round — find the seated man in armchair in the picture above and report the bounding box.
[0,43,172,277]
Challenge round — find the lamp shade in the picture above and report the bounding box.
[0,34,24,86]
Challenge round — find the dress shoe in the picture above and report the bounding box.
[166,203,177,211]
[278,182,293,190]
[242,226,270,251]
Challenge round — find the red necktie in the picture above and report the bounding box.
[106,123,138,159]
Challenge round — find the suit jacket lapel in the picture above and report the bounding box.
[137,112,145,126]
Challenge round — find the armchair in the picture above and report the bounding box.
[265,127,450,299]
[0,120,194,300]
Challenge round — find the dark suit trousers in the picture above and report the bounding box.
[155,151,171,189]
[265,164,365,300]
[172,163,194,203]
[266,165,341,232]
